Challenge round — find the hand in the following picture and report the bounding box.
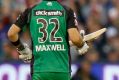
[78,42,89,55]
[19,54,32,63]
[78,30,89,55]
[17,44,32,63]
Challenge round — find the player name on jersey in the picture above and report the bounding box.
[35,44,66,52]
[35,10,64,16]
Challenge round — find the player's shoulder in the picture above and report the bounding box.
[62,5,74,18]
[58,3,72,12]
[62,5,71,11]
[22,3,39,14]
[23,6,35,13]
[61,4,74,16]
[28,4,39,10]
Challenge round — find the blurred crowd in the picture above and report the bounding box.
[70,0,119,63]
[0,0,119,80]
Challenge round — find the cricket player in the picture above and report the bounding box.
[7,0,89,80]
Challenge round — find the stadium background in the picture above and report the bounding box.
[0,0,119,80]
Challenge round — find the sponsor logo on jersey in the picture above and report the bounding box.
[34,10,64,16]
[47,2,52,6]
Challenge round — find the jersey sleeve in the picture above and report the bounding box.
[14,8,31,29]
[67,8,78,29]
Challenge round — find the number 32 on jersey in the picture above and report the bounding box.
[37,18,63,43]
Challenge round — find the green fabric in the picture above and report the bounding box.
[32,72,71,80]
[30,1,70,72]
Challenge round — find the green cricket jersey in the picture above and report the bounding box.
[15,0,77,73]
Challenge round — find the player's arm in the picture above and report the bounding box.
[67,8,89,54]
[68,28,84,47]
[8,24,21,46]
[66,8,83,47]
[7,8,32,63]
[8,8,30,49]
